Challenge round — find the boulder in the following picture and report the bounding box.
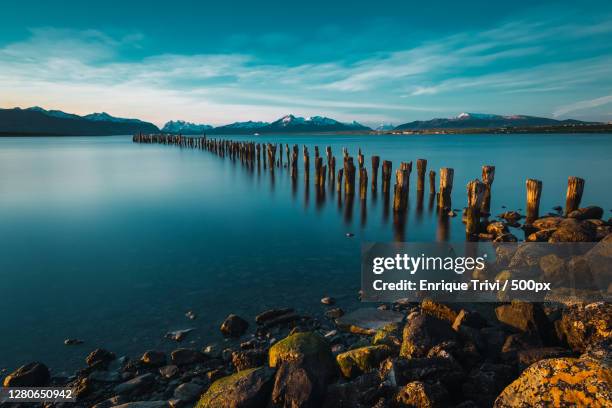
[114,373,155,395]
[336,345,394,378]
[232,349,267,372]
[495,301,555,344]
[533,216,563,230]
[487,222,509,236]
[335,308,404,335]
[527,228,556,242]
[421,299,459,324]
[567,206,604,220]
[493,233,518,243]
[221,314,249,337]
[159,365,179,379]
[85,348,115,368]
[494,357,612,407]
[271,360,329,408]
[549,218,597,242]
[372,322,403,348]
[539,254,568,283]
[173,381,204,402]
[452,309,488,331]
[170,348,206,366]
[462,363,515,407]
[2,362,50,387]
[380,357,464,390]
[196,367,275,408]
[141,350,166,367]
[556,302,612,352]
[400,314,458,358]
[255,308,294,324]
[396,381,449,408]
[499,211,522,222]
[268,332,336,379]
[517,347,575,371]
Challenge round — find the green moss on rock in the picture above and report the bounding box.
[196,366,274,408]
[336,345,393,378]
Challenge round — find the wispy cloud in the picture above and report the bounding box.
[553,95,612,117]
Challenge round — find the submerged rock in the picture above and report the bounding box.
[567,206,604,220]
[335,308,404,335]
[165,328,194,342]
[221,314,249,337]
[2,362,50,387]
[494,357,612,407]
[85,349,116,368]
[141,350,166,367]
[196,367,275,408]
[549,218,597,242]
[170,348,206,366]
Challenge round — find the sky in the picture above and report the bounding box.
[1,0,611,127]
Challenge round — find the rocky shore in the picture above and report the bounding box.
[3,212,612,408]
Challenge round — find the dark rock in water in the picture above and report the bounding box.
[321,296,336,305]
[255,308,294,324]
[335,308,405,335]
[221,314,249,337]
[336,345,394,378]
[272,360,330,408]
[185,310,197,320]
[495,301,555,344]
[141,350,166,367]
[324,307,344,319]
[499,211,522,222]
[494,357,612,407]
[395,381,449,408]
[567,206,604,220]
[517,347,575,371]
[196,367,275,408]
[85,349,116,368]
[380,357,464,389]
[533,216,563,230]
[421,299,459,324]
[170,348,206,366]
[526,228,556,242]
[158,364,179,379]
[400,314,457,358]
[269,332,337,382]
[493,233,518,242]
[232,349,267,372]
[345,232,354,237]
[549,218,596,242]
[64,338,83,345]
[88,369,122,382]
[113,373,155,395]
[202,344,223,359]
[2,362,50,387]
[174,381,204,402]
[463,363,515,407]
[556,302,611,352]
[553,205,563,213]
[165,328,194,342]
[487,221,509,237]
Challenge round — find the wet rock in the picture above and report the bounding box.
[88,369,122,382]
[346,232,354,237]
[487,221,509,237]
[321,296,335,305]
[220,314,249,337]
[159,365,179,379]
[533,216,563,230]
[202,344,223,359]
[324,307,344,319]
[2,362,50,387]
[196,367,275,408]
[141,350,166,367]
[255,308,294,324]
[556,302,612,352]
[448,210,457,217]
[336,345,394,378]
[173,381,203,402]
[114,373,155,395]
[86,348,116,368]
[568,206,604,220]
[549,218,597,242]
[526,228,556,242]
[261,312,301,328]
[170,348,206,366]
[335,308,404,335]
[232,349,267,372]
[185,310,197,320]
[271,360,330,408]
[494,357,612,407]
[463,363,515,407]
[499,211,522,222]
[493,233,518,243]
[395,381,449,408]
[64,338,83,345]
[372,322,403,348]
[269,332,336,380]
[495,301,554,343]
[400,314,457,358]
[517,347,575,371]
[380,357,464,389]
[421,299,459,324]
[165,328,194,342]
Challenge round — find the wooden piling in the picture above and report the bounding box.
[481,165,495,214]
[393,169,409,211]
[465,179,486,237]
[337,168,344,194]
[371,156,380,192]
[526,179,542,224]
[382,160,392,194]
[429,170,436,195]
[344,158,356,196]
[360,168,368,201]
[358,148,364,169]
[565,176,585,215]
[416,159,427,191]
[438,168,454,209]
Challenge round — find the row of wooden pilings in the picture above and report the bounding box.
[133,133,587,239]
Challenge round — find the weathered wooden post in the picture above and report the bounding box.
[337,168,344,194]
[393,169,409,211]
[565,176,585,215]
[344,158,356,196]
[481,165,495,214]
[526,179,543,224]
[416,159,427,192]
[438,168,454,209]
[326,146,332,176]
[371,156,380,192]
[359,168,368,201]
[303,146,310,181]
[330,156,336,184]
[465,179,486,237]
[314,157,323,186]
[358,148,364,169]
[429,170,436,196]
[382,160,392,194]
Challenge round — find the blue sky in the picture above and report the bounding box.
[1,0,611,127]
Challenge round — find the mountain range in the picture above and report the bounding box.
[394,112,593,130]
[0,107,599,136]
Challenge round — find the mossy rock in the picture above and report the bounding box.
[196,366,274,408]
[494,357,612,407]
[336,345,393,378]
[268,332,334,369]
[372,322,402,348]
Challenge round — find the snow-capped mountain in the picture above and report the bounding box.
[375,123,395,131]
[264,114,370,132]
[161,120,213,134]
[83,112,144,123]
[395,113,590,131]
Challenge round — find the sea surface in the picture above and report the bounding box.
[1,133,611,374]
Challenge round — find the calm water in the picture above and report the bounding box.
[1,133,611,374]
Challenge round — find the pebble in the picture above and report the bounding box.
[321,296,336,305]
[185,310,197,320]
[64,338,83,345]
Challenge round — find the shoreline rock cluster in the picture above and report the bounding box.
[3,295,611,407]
